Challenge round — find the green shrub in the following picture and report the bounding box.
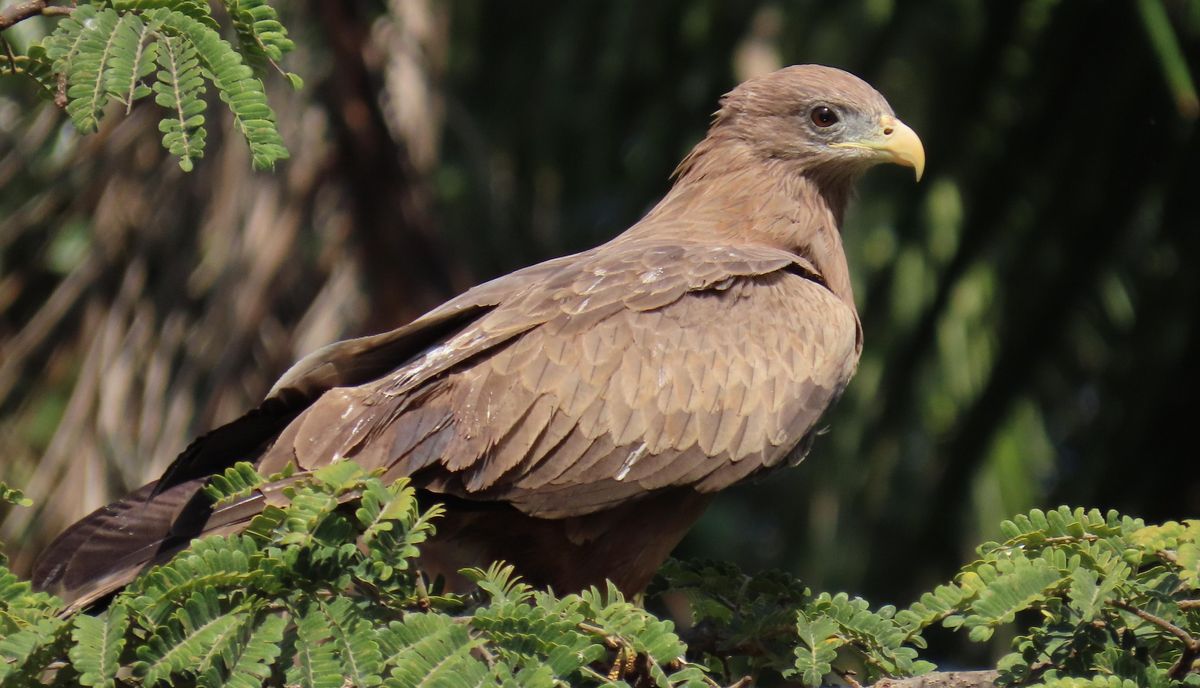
[2,466,1198,687]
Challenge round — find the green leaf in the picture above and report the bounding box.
[103,11,161,112]
[312,597,383,687]
[285,601,343,688]
[64,7,125,131]
[133,588,248,685]
[311,460,369,493]
[156,10,288,169]
[964,557,1063,641]
[1032,677,1142,688]
[125,535,270,627]
[898,582,970,633]
[151,32,207,171]
[0,615,71,684]
[471,591,603,680]
[69,604,129,688]
[1067,568,1115,622]
[1177,541,1200,587]
[221,0,295,73]
[0,570,64,630]
[354,478,441,586]
[788,614,840,687]
[42,3,100,74]
[461,562,532,606]
[111,0,218,28]
[382,613,488,687]
[197,611,286,688]
[0,482,31,507]
[203,461,267,507]
[578,582,689,685]
[0,49,58,98]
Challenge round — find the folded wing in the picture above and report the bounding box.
[34,237,859,609]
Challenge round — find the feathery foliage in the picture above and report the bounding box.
[220,0,301,88]
[897,507,1200,687]
[152,32,206,171]
[202,461,268,507]
[69,604,128,688]
[651,559,933,685]
[0,46,58,97]
[0,565,68,685]
[2,467,1199,686]
[1,0,295,170]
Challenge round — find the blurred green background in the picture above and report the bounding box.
[2,0,1198,620]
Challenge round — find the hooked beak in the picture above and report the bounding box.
[833,114,926,181]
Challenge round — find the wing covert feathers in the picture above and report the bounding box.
[260,239,859,518]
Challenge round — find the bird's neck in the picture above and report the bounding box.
[627,136,858,311]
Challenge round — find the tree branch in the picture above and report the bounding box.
[871,670,999,688]
[0,1,72,31]
[1111,600,1200,679]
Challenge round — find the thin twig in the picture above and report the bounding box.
[54,69,66,106]
[2,34,15,67]
[0,0,72,31]
[1110,600,1200,679]
[577,621,620,647]
[0,0,73,107]
[1110,600,1195,648]
[1043,534,1100,545]
[838,668,864,688]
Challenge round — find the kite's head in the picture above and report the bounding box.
[716,64,925,182]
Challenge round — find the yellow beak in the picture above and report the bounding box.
[833,115,926,181]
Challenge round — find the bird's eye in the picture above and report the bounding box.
[810,105,839,127]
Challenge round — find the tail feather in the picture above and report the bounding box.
[31,479,210,611]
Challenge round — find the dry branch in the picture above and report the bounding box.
[0,0,72,31]
[871,670,999,688]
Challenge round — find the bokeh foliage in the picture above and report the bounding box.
[1,0,1198,659]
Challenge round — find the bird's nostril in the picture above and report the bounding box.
[883,127,894,136]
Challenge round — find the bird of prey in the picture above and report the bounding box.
[33,65,924,611]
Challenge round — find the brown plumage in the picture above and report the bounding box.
[33,65,924,611]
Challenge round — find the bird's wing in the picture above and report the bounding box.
[153,250,593,493]
[33,251,592,606]
[33,240,855,608]
[254,238,860,518]
[266,250,594,401]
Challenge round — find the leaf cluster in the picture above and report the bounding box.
[1,0,297,171]
[0,462,708,687]
[650,559,933,686]
[2,469,1200,687]
[899,507,1200,688]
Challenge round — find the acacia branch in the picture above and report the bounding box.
[1111,600,1200,679]
[1042,534,1099,545]
[0,0,72,31]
